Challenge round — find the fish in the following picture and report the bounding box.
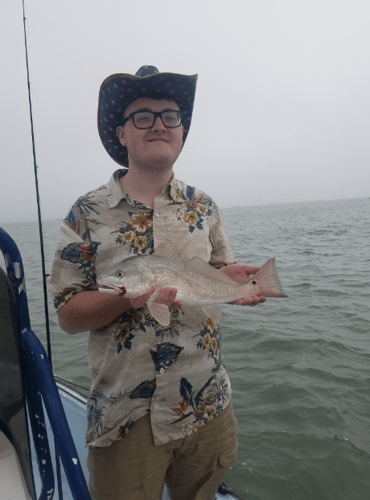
[97,240,287,326]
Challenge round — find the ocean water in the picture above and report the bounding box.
[1,197,369,500]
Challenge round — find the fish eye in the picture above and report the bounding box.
[252,280,257,285]
[116,270,125,278]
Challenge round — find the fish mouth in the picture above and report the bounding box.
[98,284,127,296]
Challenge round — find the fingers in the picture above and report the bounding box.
[129,288,155,309]
[232,295,266,306]
[154,288,183,309]
[219,263,261,284]
[155,288,177,305]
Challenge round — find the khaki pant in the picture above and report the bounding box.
[87,402,238,500]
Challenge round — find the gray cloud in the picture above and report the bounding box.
[1,0,369,222]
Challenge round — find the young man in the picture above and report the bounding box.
[50,66,265,500]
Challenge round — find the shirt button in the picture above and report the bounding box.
[159,368,164,374]
[154,403,159,409]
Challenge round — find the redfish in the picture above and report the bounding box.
[97,241,287,326]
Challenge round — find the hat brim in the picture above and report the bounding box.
[98,71,198,167]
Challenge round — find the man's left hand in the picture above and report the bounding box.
[218,263,266,307]
[231,295,266,306]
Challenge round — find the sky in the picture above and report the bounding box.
[1,0,369,222]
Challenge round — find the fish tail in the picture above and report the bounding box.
[252,258,287,297]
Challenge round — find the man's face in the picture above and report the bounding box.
[116,98,184,170]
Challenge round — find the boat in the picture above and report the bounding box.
[0,227,243,499]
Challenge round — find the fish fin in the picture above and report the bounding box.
[201,305,222,324]
[154,240,184,263]
[147,301,171,326]
[253,258,288,298]
[183,257,237,284]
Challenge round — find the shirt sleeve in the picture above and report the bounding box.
[209,202,236,268]
[49,217,100,312]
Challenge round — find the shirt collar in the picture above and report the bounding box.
[168,173,183,202]
[107,169,184,208]
[107,169,129,208]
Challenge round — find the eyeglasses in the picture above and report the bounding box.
[121,109,183,129]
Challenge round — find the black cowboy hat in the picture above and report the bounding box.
[98,65,198,167]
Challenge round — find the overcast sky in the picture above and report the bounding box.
[1,0,369,222]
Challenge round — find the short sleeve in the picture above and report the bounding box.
[209,203,236,267]
[49,220,100,311]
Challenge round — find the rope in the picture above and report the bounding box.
[21,0,53,365]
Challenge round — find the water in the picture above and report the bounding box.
[1,197,369,500]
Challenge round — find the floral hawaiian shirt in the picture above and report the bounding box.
[49,169,235,447]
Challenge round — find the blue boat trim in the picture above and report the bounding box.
[1,227,92,500]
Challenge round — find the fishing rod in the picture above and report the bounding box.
[21,0,53,365]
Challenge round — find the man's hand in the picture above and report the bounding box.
[231,295,266,306]
[129,287,183,310]
[218,263,266,307]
